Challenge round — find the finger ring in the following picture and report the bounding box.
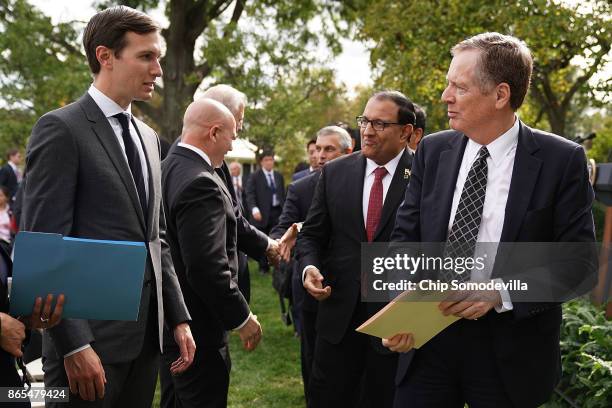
[40,316,50,324]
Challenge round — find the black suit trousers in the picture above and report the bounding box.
[308,301,397,408]
[160,343,231,408]
[394,315,513,408]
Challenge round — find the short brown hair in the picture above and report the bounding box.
[6,148,19,161]
[83,6,159,74]
[451,32,533,110]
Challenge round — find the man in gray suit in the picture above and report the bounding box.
[22,6,195,407]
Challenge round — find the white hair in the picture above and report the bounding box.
[201,84,247,116]
[317,126,352,152]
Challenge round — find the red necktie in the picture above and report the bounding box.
[366,167,387,242]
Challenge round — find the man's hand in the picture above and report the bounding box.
[170,322,196,375]
[64,347,106,401]
[438,289,501,320]
[26,293,65,330]
[266,239,281,267]
[0,312,26,357]
[279,223,299,262]
[303,267,331,301]
[238,314,262,351]
[252,210,262,222]
[382,333,415,353]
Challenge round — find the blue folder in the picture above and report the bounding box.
[10,231,147,321]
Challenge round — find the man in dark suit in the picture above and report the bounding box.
[22,6,195,406]
[0,148,22,200]
[161,98,262,407]
[159,85,278,408]
[246,151,286,273]
[292,139,318,182]
[270,125,353,401]
[297,91,416,407]
[386,33,596,408]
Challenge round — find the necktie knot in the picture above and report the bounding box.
[112,113,130,131]
[477,146,489,161]
[374,166,387,181]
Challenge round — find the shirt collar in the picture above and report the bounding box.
[8,162,17,172]
[263,169,274,177]
[465,116,519,167]
[365,148,405,179]
[88,84,132,119]
[178,142,213,167]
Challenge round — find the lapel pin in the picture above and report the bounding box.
[404,168,411,179]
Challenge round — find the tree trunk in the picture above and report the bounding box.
[158,0,198,141]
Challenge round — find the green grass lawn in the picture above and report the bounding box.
[153,262,304,407]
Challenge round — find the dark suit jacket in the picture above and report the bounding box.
[291,168,311,182]
[0,163,18,198]
[390,123,596,407]
[23,93,190,363]
[245,169,285,229]
[168,139,269,260]
[216,162,268,259]
[296,150,413,345]
[162,147,250,349]
[270,171,321,312]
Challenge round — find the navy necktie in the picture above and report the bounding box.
[113,113,148,220]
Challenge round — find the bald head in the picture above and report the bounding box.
[201,84,247,131]
[181,98,236,167]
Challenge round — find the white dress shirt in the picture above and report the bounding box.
[88,84,149,200]
[448,117,520,312]
[362,149,405,225]
[177,142,252,331]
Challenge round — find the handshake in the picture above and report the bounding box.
[266,223,301,266]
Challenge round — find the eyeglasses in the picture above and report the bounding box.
[356,116,407,131]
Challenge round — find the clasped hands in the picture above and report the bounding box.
[382,289,502,353]
[266,223,300,266]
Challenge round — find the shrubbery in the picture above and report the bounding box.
[548,299,611,407]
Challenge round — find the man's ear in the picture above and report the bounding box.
[209,125,220,142]
[495,82,511,110]
[401,124,413,143]
[96,45,114,71]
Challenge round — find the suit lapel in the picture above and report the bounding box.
[373,149,413,241]
[433,134,468,241]
[500,122,542,242]
[80,94,147,233]
[132,118,158,234]
[352,154,368,241]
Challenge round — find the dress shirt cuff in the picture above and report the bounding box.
[64,344,91,358]
[232,312,252,331]
[302,265,316,284]
[492,278,514,313]
[252,207,260,216]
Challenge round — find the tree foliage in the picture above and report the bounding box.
[0,0,352,161]
[345,0,611,137]
[0,0,91,154]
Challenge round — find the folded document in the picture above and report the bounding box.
[356,290,461,348]
[10,232,147,320]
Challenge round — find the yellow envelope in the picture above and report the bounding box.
[356,290,461,349]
